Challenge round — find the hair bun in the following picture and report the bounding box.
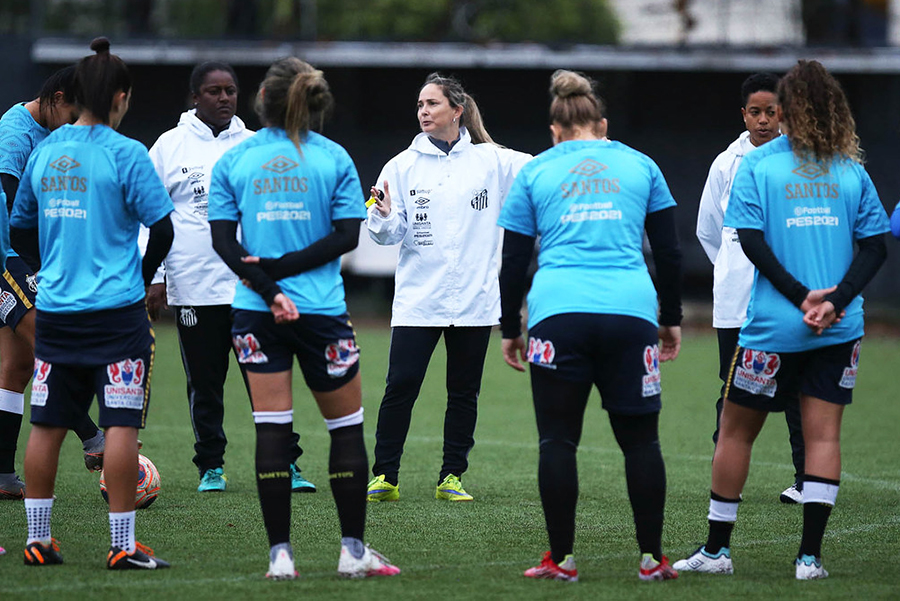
[90,37,111,55]
[550,69,593,99]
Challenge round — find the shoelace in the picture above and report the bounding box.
[366,545,393,565]
[135,542,155,557]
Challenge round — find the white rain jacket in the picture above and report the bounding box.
[696,130,762,329]
[147,110,255,306]
[367,128,531,327]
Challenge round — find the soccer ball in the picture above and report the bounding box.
[99,453,161,509]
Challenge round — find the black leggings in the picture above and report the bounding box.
[531,367,666,562]
[372,325,491,484]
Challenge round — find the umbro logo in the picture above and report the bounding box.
[569,159,607,176]
[792,162,828,180]
[261,155,299,174]
[49,155,80,173]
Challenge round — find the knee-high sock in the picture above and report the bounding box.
[799,475,839,558]
[253,411,293,547]
[326,409,367,541]
[0,389,25,473]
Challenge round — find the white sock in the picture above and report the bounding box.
[25,498,54,545]
[708,498,739,523]
[109,511,136,553]
[0,388,25,414]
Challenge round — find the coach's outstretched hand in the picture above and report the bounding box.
[658,325,681,362]
[370,180,392,217]
[502,336,528,372]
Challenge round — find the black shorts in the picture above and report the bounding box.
[527,313,662,415]
[30,346,154,429]
[725,339,861,412]
[0,257,36,331]
[231,309,360,392]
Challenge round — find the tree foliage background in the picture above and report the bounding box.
[1,0,620,45]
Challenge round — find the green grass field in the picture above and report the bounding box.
[1,322,898,600]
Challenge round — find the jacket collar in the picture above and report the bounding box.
[177,109,247,141]
[409,126,473,156]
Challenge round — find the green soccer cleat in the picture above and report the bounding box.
[435,474,473,501]
[366,475,399,502]
[198,467,227,492]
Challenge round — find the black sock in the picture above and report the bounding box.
[798,475,839,558]
[255,421,293,547]
[799,503,832,558]
[328,423,368,541]
[610,412,665,562]
[706,520,735,554]
[72,413,101,443]
[538,438,578,564]
[0,410,23,473]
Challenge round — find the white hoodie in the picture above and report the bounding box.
[367,128,531,327]
[696,130,760,329]
[147,110,254,306]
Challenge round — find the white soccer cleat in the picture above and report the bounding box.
[266,543,298,580]
[337,543,400,578]
[780,483,803,504]
[795,554,829,580]
[672,546,734,574]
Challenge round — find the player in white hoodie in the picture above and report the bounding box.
[146,62,314,494]
[696,73,804,504]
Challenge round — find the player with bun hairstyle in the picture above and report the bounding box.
[0,66,108,501]
[696,72,807,504]
[499,69,682,582]
[10,37,174,570]
[365,72,531,503]
[209,57,399,580]
[675,60,889,580]
[144,61,315,494]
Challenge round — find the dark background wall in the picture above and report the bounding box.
[6,41,899,308]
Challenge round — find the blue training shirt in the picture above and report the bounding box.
[208,128,366,315]
[0,188,7,269]
[498,139,677,329]
[0,103,50,258]
[10,124,173,313]
[725,135,890,352]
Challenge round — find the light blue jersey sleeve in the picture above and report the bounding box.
[0,189,7,268]
[0,104,48,179]
[855,168,891,239]
[121,141,174,227]
[497,167,537,236]
[329,147,367,221]
[208,149,240,222]
[9,152,39,229]
[892,199,900,239]
[647,158,677,213]
[723,156,763,231]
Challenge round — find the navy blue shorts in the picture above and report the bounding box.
[0,257,37,331]
[527,313,662,415]
[30,346,154,429]
[725,338,861,412]
[231,309,360,392]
